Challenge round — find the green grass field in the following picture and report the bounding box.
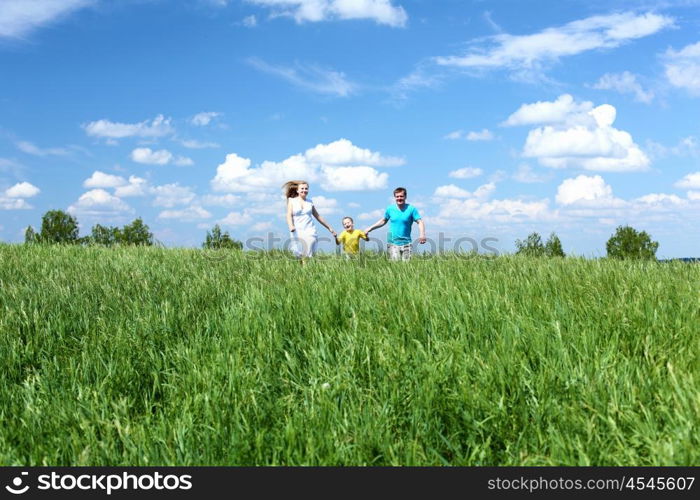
[1,243,698,465]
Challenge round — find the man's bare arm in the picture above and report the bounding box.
[364,217,388,235]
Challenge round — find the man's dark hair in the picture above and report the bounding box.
[393,187,407,196]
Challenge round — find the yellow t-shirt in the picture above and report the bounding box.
[338,229,368,254]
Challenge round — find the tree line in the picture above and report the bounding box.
[515,226,659,260]
[23,209,659,259]
[24,209,242,249]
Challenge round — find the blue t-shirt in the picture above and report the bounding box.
[385,204,421,245]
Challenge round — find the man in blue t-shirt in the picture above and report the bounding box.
[364,187,426,261]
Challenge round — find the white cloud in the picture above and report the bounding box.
[247,58,357,97]
[310,195,340,214]
[635,193,685,206]
[434,182,495,200]
[174,156,194,166]
[674,137,700,157]
[358,209,384,220]
[150,184,196,208]
[321,166,388,191]
[675,172,700,189]
[467,129,494,141]
[211,154,252,192]
[218,211,254,226]
[243,15,257,27]
[131,148,173,165]
[0,198,32,210]
[16,140,69,156]
[114,176,148,197]
[246,0,407,27]
[434,184,471,198]
[83,171,127,189]
[212,153,317,192]
[430,175,700,232]
[592,71,654,103]
[191,112,221,126]
[443,129,494,141]
[83,177,198,208]
[200,194,242,207]
[524,126,650,172]
[251,221,273,231]
[437,197,553,223]
[0,0,92,38]
[305,138,404,166]
[555,174,620,206]
[510,95,650,172]
[182,139,220,149]
[67,189,133,217]
[483,10,503,34]
[392,66,442,100]
[211,139,396,193]
[503,94,593,127]
[645,136,700,160]
[435,12,674,75]
[552,182,700,222]
[83,115,174,139]
[449,167,483,179]
[5,181,40,198]
[664,41,700,95]
[245,192,284,215]
[2,181,40,208]
[158,205,212,221]
[473,183,496,200]
[512,164,549,183]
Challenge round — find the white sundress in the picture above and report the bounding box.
[289,197,318,258]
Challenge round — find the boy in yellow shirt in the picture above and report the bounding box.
[335,216,369,256]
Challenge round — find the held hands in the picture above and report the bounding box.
[419,235,426,244]
[289,226,296,233]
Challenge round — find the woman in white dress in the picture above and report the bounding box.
[283,180,336,262]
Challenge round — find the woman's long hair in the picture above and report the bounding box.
[282,180,308,199]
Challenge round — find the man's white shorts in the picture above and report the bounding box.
[388,243,412,261]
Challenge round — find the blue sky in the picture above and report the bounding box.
[2,0,700,257]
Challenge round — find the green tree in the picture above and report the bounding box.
[38,210,79,244]
[24,225,38,244]
[89,224,121,246]
[544,232,565,257]
[515,232,545,257]
[119,218,153,246]
[203,224,242,250]
[606,225,658,260]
